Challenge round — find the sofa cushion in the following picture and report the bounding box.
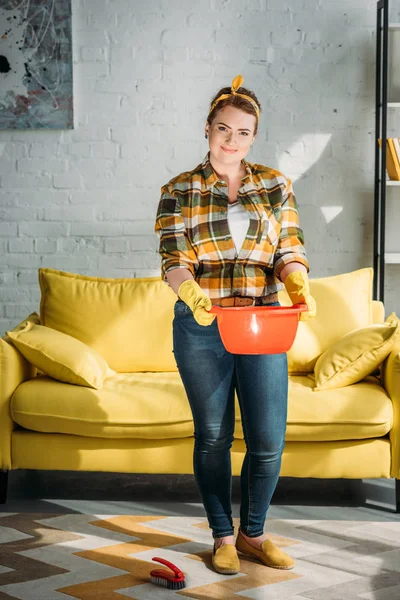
[284,375,392,441]
[12,372,192,439]
[279,267,374,373]
[6,320,116,390]
[39,268,178,373]
[313,315,399,391]
[11,373,392,442]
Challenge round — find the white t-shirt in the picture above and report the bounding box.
[227,201,250,254]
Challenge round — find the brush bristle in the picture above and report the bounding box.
[150,575,186,589]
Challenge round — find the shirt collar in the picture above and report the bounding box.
[201,151,254,190]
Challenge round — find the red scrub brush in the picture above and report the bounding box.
[150,556,186,590]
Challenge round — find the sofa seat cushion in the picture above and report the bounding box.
[282,375,392,441]
[11,373,393,442]
[11,372,194,440]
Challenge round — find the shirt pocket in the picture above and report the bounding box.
[260,204,281,246]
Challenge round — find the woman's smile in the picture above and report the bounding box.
[221,146,238,154]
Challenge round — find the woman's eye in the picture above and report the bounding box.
[217,126,248,136]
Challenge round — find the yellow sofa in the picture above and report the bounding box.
[1,266,399,510]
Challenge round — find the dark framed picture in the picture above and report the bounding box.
[0,0,73,129]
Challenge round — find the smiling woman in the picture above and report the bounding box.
[205,105,257,191]
[154,73,316,575]
[204,77,260,183]
[205,75,261,204]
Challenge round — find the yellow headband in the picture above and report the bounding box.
[208,74,260,119]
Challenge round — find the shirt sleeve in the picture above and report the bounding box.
[154,184,199,281]
[273,176,310,279]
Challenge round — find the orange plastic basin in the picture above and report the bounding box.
[209,304,308,354]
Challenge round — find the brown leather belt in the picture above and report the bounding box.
[210,292,279,307]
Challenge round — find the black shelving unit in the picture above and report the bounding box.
[375,0,400,303]
[374,0,389,303]
[374,1,399,515]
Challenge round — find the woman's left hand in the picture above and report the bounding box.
[283,271,317,321]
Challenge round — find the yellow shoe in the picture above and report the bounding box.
[235,528,295,570]
[212,543,240,574]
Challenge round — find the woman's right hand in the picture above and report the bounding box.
[177,280,216,326]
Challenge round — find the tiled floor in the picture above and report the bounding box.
[1,471,399,522]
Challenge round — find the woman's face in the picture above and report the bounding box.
[205,105,257,166]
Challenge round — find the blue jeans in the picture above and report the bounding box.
[172,299,288,539]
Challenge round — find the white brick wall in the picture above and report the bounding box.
[1,0,400,334]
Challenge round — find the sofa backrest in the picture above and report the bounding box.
[39,267,377,374]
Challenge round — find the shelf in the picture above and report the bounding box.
[388,102,400,107]
[385,253,400,263]
[389,24,400,30]
[386,180,400,185]
[377,254,400,263]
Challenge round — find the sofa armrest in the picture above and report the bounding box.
[0,335,37,470]
[381,338,400,479]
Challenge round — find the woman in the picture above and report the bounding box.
[154,74,316,575]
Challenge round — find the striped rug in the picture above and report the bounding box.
[1,513,400,599]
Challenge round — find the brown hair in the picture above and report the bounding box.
[207,86,262,135]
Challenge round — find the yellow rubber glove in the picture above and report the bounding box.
[178,280,216,326]
[284,271,317,321]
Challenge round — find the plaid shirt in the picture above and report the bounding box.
[155,151,309,298]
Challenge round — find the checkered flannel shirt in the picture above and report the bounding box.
[155,151,309,298]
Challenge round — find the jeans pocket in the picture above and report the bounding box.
[174,299,190,316]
